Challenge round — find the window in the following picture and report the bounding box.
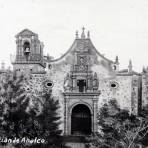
[110,81,119,89]
[111,83,116,88]
[23,41,30,52]
[46,81,53,88]
[77,79,86,92]
[48,64,52,69]
[23,41,30,61]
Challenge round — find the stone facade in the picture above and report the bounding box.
[142,67,148,107]
[6,28,147,135]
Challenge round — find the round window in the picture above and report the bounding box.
[47,82,52,87]
[110,81,119,89]
[48,64,52,69]
[111,83,116,88]
[46,81,53,88]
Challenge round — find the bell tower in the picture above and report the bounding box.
[12,29,45,74]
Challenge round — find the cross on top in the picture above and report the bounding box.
[76,27,90,39]
[81,27,85,39]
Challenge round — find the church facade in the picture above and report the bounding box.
[10,28,148,135]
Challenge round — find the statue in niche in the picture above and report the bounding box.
[64,73,72,92]
[93,72,99,90]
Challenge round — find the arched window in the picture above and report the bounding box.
[23,41,30,60]
[23,41,30,53]
[77,79,86,92]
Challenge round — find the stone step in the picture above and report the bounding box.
[63,135,89,148]
[63,135,86,143]
[65,142,85,148]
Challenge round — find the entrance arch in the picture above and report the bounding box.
[71,104,91,135]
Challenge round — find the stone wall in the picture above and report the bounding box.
[98,75,132,112]
[13,64,45,75]
[142,72,148,107]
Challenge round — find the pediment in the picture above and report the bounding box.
[15,29,38,38]
[50,38,114,65]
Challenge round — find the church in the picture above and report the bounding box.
[10,28,148,136]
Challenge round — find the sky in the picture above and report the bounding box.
[0,0,148,72]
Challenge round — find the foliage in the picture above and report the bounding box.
[93,100,148,148]
[0,73,66,148]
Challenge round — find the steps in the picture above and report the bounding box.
[63,135,88,148]
[66,142,85,148]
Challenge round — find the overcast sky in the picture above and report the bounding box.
[0,0,148,72]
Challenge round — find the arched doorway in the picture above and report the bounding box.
[71,104,91,135]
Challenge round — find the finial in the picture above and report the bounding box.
[87,31,90,38]
[94,72,97,79]
[81,27,85,39]
[115,56,119,64]
[142,66,146,73]
[129,60,132,66]
[128,59,132,73]
[75,30,79,39]
[1,62,5,70]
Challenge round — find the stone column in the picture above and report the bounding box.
[64,96,69,135]
[68,112,71,135]
[31,37,34,57]
[93,96,98,133]
[87,75,92,92]
[72,77,76,91]
[18,39,22,58]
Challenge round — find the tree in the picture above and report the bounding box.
[29,92,63,148]
[0,73,28,139]
[139,104,148,146]
[93,100,148,148]
[0,73,66,148]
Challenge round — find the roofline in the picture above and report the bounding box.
[12,62,46,68]
[88,38,114,64]
[48,39,77,63]
[48,38,114,64]
[15,28,38,38]
[117,71,142,76]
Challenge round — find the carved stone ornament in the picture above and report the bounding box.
[64,73,72,92]
[93,73,99,90]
